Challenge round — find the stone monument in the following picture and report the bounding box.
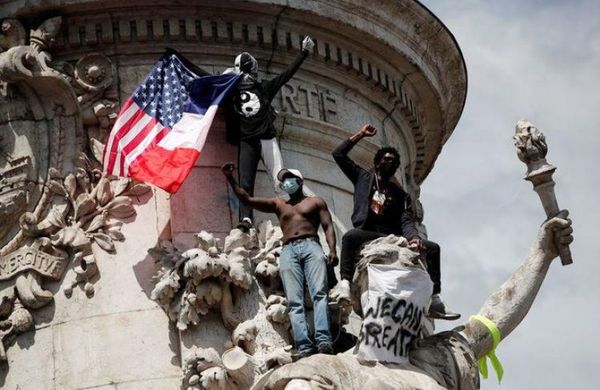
[0,2,572,390]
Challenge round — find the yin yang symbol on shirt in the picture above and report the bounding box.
[236,91,261,117]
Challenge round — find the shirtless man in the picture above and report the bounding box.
[222,163,337,358]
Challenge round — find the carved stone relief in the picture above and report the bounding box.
[150,213,572,390]
[0,16,151,364]
[150,221,313,389]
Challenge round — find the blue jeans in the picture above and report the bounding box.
[279,238,332,353]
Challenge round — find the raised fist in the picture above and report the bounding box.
[302,36,315,52]
[360,124,377,137]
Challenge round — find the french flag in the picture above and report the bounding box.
[103,50,240,193]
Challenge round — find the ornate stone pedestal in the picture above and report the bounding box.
[0,1,467,388]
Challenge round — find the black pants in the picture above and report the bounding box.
[238,138,262,222]
[340,228,441,294]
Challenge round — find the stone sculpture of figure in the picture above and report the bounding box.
[257,211,573,390]
[225,36,315,232]
[330,124,459,320]
[222,163,337,359]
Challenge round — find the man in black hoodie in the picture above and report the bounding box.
[226,36,314,231]
[331,124,460,320]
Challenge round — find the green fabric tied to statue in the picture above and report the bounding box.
[470,314,504,383]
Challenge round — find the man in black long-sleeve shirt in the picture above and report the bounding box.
[331,124,460,320]
[225,36,314,231]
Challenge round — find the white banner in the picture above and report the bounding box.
[355,264,433,364]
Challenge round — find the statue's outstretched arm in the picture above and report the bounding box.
[460,211,573,359]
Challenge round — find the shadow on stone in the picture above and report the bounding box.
[132,223,181,364]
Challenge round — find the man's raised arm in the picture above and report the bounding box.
[265,36,313,98]
[222,163,278,214]
[332,124,376,183]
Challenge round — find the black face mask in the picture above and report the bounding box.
[378,162,398,178]
[239,73,257,88]
[235,52,259,80]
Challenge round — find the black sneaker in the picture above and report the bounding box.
[317,343,334,355]
[428,294,461,321]
[236,218,253,233]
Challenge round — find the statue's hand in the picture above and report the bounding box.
[302,35,315,52]
[538,210,573,261]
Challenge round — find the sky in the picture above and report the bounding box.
[419,1,599,389]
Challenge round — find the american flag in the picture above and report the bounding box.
[103,50,240,192]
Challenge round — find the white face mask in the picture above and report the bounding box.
[280,178,301,194]
[234,54,242,73]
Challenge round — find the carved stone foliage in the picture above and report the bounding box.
[0,15,150,363]
[183,342,294,390]
[20,153,150,298]
[181,321,266,390]
[150,221,287,330]
[150,221,360,389]
[150,221,300,389]
[0,299,33,361]
[150,229,256,331]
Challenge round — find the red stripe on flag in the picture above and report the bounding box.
[103,98,135,172]
[119,116,160,175]
[124,126,171,176]
[105,103,148,174]
[151,127,171,147]
[114,110,150,175]
[127,145,199,193]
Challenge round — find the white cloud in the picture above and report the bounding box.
[420,1,599,388]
